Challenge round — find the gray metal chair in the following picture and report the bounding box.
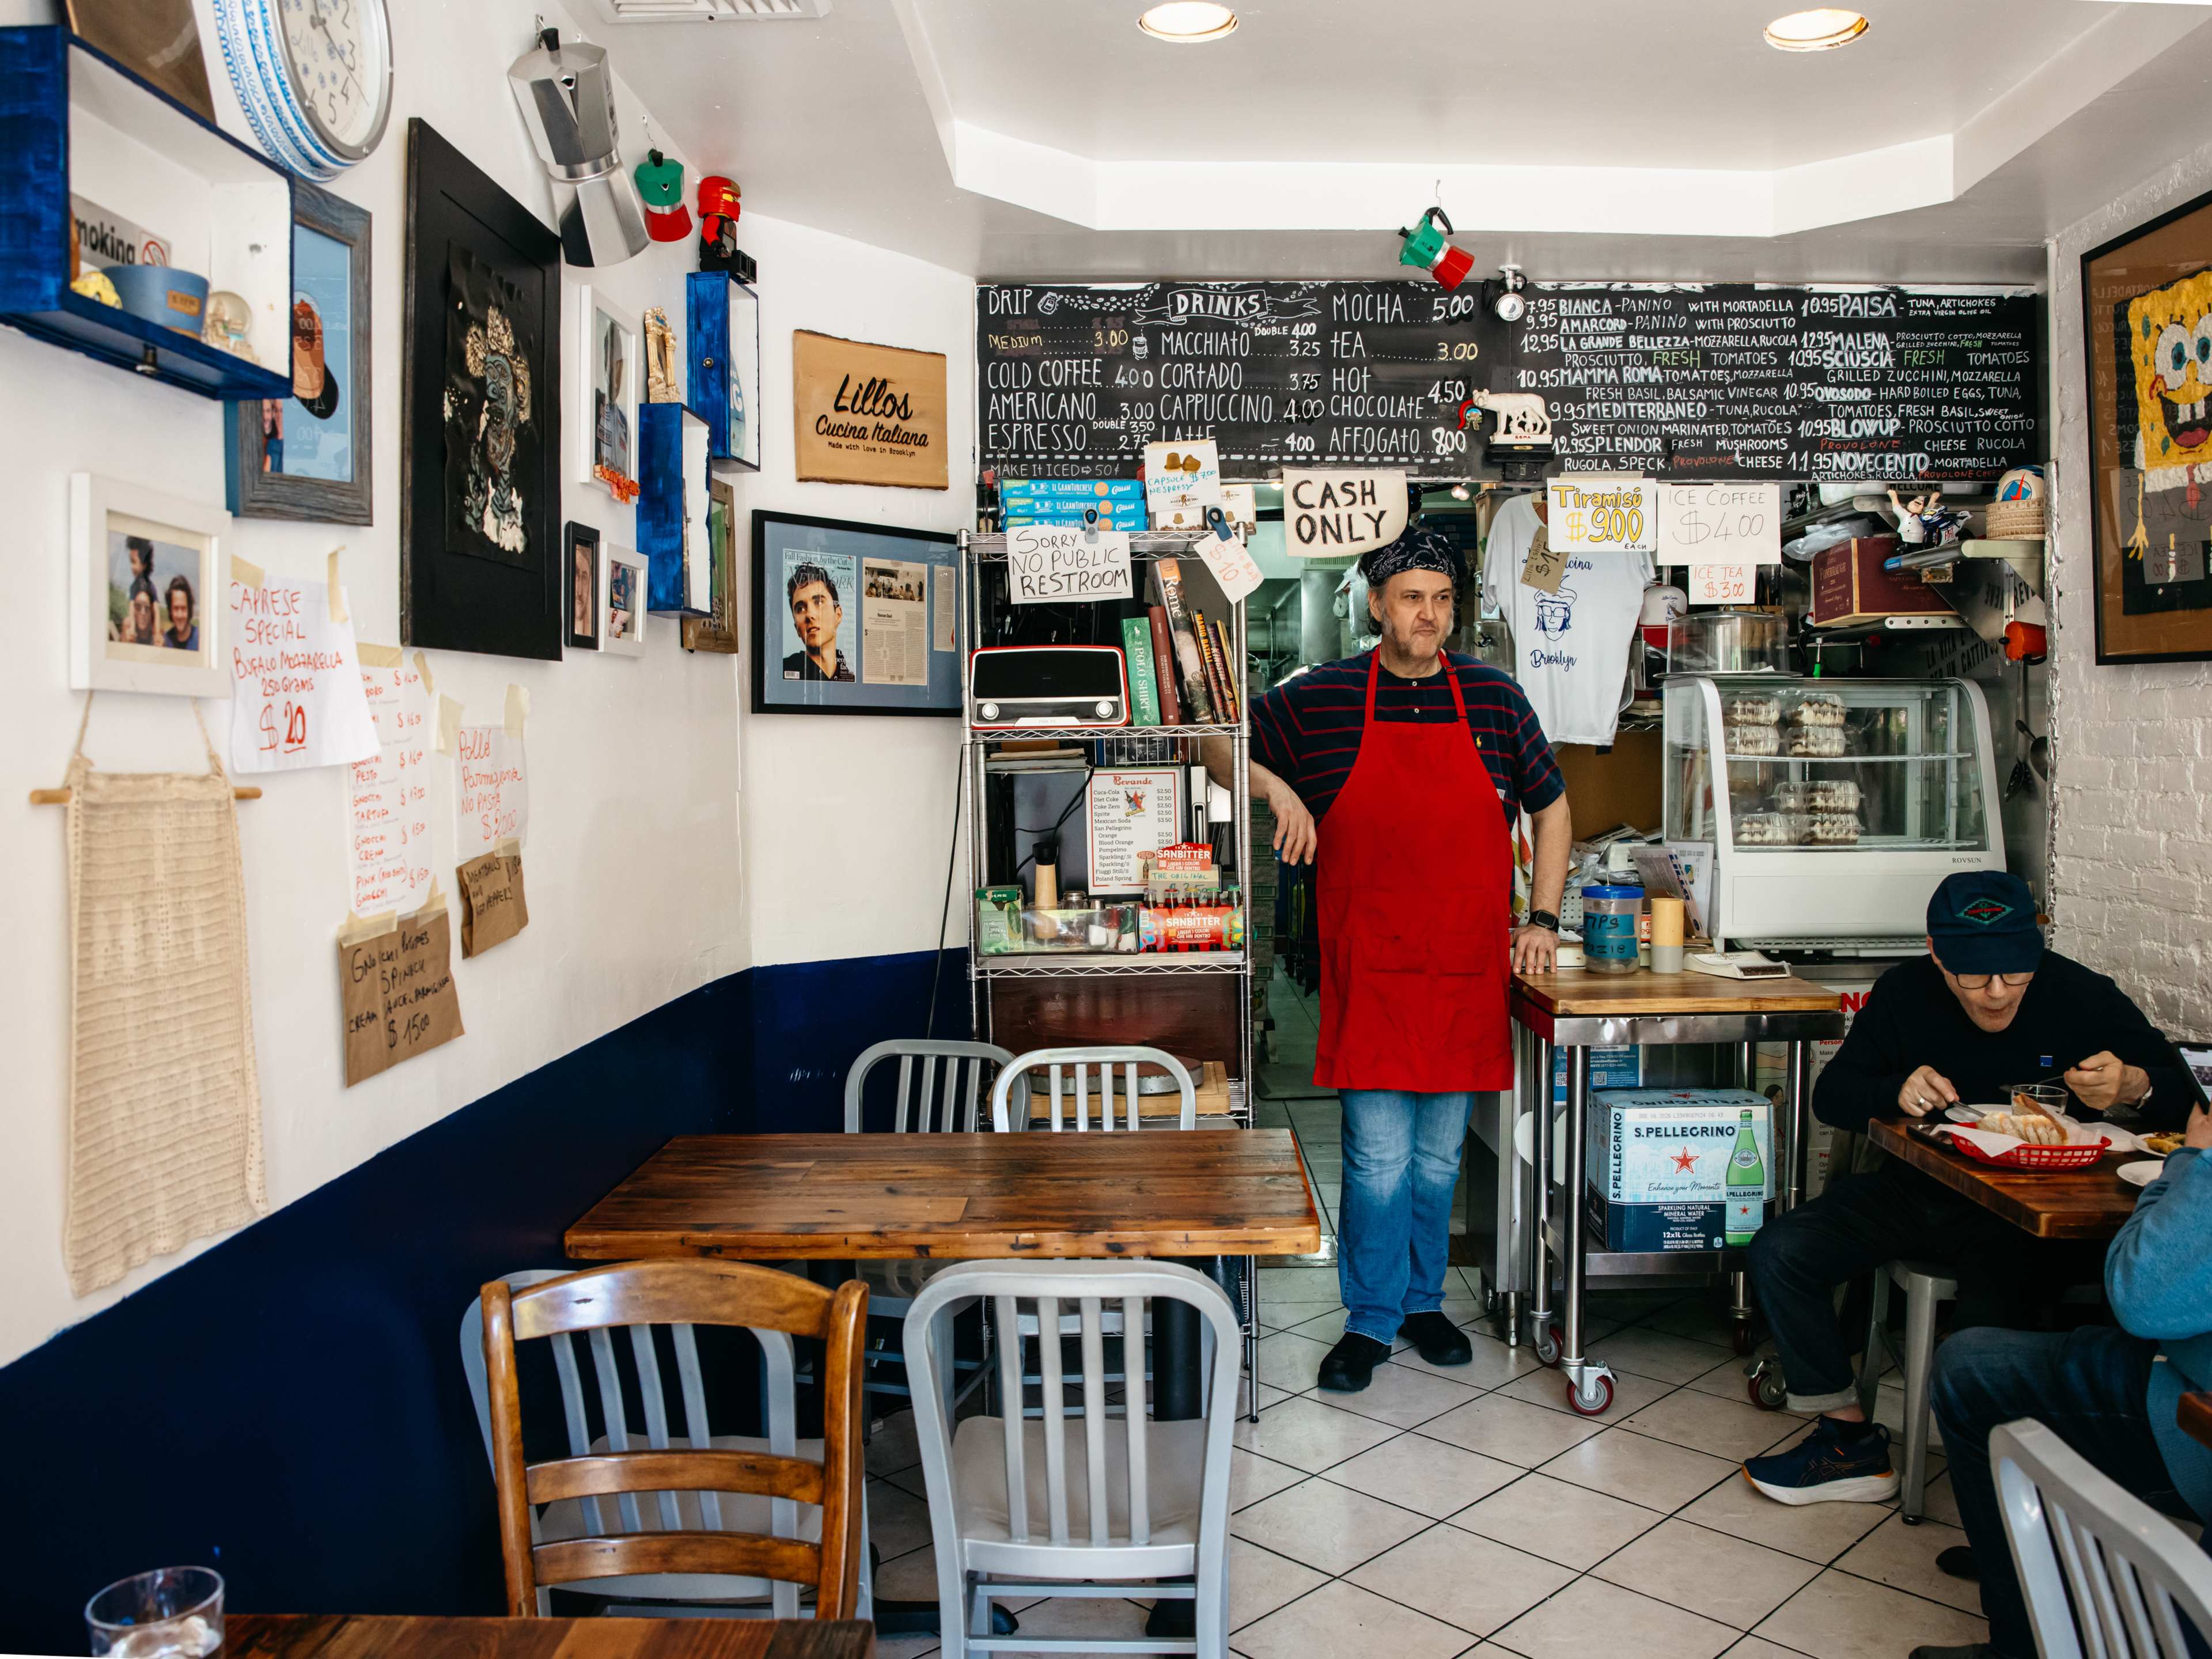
[1995,1416,2212,1658]
[460,1270,870,1619]
[903,1261,1243,1659]
[841,1039,1014,1418]
[990,1046,1198,1132]
[1855,1258,1957,1522]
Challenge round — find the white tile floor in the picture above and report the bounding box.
[865,981,1990,1659]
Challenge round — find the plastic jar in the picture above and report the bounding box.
[1581,884,1644,973]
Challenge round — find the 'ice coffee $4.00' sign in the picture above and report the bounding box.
[1005,523,1133,605]
[1547,477,1660,555]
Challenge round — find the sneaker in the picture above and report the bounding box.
[1743,1419,1900,1506]
[1936,1545,1979,1581]
[1400,1312,1473,1366]
[1317,1332,1391,1392]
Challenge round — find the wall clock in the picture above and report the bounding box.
[213,0,394,180]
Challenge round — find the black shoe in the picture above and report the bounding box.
[1317,1332,1391,1392]
[1936,1545,1979,1582]
[1400,1312,1474,1366]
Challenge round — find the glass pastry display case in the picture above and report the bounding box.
[1664,676,2006,952]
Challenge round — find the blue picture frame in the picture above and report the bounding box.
[749,510,962,717]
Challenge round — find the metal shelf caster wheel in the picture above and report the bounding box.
[1901,1514,1923,1527]
[1568,1372,1613,1416]
[1731,1321,1756,1357]
[1746,1359,1789,1411]
[1534,1323,1562,1368]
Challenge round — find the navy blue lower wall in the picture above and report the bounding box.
[0,947,964,1656]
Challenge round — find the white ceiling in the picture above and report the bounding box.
[598,0,2212,282]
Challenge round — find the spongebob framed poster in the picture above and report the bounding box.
[400,120,564,660]
[2085,192,2212,663]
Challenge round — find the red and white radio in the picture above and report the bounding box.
[968,645,1130,729]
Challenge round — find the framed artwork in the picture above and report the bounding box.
[602,546,648,658]
[575,286,640,502]
[566,521,600,651]
[683,479,741,654]
[69,474,228,698]
[2084,186,2212,663]
[749,510,961,717]
[226,178,373,524]
[400,119,563,661]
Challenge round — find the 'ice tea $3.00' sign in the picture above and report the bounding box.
[1005,523,1133,605]
[228,575,379,774]
[1546,477,1659,555]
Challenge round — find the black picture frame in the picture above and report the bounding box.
[566,521,600,652]
[2081,184,2212,665]
[749,509,961,717]
[400,118,563,661]
[225,178,373,524]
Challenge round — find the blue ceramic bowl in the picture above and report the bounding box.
[103,264,211,335]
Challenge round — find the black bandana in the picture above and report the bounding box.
[1358,525,1465,588]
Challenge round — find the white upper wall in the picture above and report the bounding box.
[0,0,974,1372]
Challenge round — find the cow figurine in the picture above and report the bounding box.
[1459,389,1553,444]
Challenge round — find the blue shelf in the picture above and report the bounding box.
[0,27,296,403]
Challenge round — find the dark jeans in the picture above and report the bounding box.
[1745,1163,2093,1411]
[1930,1324,2208,1659]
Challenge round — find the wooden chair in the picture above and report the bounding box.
[480,1259,868,1620]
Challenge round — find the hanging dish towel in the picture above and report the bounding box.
[64,696,266,1295]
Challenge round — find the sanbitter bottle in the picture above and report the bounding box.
[1724,1107,1766,1247]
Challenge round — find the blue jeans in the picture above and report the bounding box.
[1337,1090,1472,1344]
[1931,1325,2210,1659]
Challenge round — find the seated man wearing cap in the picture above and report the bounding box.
[1741,870,2193,1506]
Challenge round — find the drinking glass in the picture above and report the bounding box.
[85,1567,223,1658]
[2008,1082,2070,1120]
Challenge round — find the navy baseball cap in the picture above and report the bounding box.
[1927,871,2044,976]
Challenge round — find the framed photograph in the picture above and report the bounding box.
[749,510,962,717]
[69,474,228,698]
[602,546,648,658]
[227,179,373,525]
[683,478,741,654]
[2084,186,2212,663]
[566,521,600,651]
[400,119,563,662]
[575,286,640,501]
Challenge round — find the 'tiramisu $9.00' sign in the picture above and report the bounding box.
[793,330,949,490]
[1546,476,1660,555]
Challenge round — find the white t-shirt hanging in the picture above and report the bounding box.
[1483,492,1652,746]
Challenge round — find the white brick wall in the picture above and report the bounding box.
[2049,139,2212,1038]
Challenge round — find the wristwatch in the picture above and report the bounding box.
[1528,908,1560,933]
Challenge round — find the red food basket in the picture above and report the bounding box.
[1933,1127,2108,1170]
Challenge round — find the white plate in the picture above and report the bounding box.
[1946,1104,2000,1123]
[2117,1160,2165,1190]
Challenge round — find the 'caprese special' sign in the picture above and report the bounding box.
[793,331,948,490]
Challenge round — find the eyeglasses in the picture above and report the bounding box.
[1948,971,2035,990]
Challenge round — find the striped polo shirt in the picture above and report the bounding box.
[1251,650,1565,827]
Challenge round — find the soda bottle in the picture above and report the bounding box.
[1724,1107,1766,1247]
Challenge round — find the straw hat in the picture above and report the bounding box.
[1986,465,2046,540]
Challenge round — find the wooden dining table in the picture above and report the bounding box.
[225,1614,873,1659]
[1867,1119,2145,1240]
[2181,1392,2212,1452]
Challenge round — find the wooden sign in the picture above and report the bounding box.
[793,330,948,490]
[340,907,464,1086]
[457,848,530,957]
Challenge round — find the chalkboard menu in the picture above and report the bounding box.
[1504,283,2041,480]
[978,281,1487,480]
[975,281,2041,484]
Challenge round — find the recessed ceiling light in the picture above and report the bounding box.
[1764,8,1868,50]
[1138,2,1238,44]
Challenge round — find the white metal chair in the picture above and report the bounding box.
[1994,1416,2212,1658]
[1854,1258,1958,1522]
[460,1270,872,1619]
[990,1046,1198,1132]
[903,1261,1243,1659]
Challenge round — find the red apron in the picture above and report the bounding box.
[1313,651,1514,1092]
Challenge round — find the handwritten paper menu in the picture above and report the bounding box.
[339,907,464,1086]
[228,574,378,774]
[1005,524,1134,605]
[1658,483,1782,565]
[347,650,433,916]
[454,725,529,865]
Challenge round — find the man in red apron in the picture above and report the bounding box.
[1209,525,1573,1392]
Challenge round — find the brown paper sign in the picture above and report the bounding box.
[340,909,465,1086]
[792,330,948,490]
[1520,524,1568,594]
[457,849,530,957]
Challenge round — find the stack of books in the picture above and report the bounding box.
[1119,558,1241,728]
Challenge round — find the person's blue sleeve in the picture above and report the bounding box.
[1250,681,1301,794]
[2106,1147,2212,1341]
[1505,681,1565,813]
